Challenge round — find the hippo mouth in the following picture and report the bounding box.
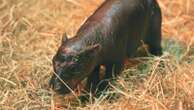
[49,75,86,95]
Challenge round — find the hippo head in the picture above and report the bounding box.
[49,33,100,94]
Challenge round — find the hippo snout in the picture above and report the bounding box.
[49,78,61,91]
[49,75,82,94]
[49,76,71,94]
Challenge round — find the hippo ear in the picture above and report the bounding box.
[62,33,68,44]
[79,44,101,57]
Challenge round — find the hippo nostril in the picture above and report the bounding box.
[53,82,62,91]
[49,76,56,87]
[49,79,53,86]
[49,75,73,94]
[49,76,62,91]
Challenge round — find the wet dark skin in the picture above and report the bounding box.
[49,0,162,95]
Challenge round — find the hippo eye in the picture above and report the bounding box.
[72,56,79,62]
[57,54,67,61]
[56,53,70,61]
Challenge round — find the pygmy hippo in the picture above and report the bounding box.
[49,0,162,94]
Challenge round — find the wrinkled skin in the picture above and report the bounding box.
[49,0,162,94]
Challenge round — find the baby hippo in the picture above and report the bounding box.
[50,0,162,94]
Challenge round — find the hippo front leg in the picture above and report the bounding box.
[144,1,162,56]
[98,62,124,93]
[79,66,100,102]
[86,65,100,93]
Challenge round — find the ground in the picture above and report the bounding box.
[0,0,194,110]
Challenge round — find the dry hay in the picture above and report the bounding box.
[0,0,194,110]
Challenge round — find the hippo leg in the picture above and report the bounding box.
[97,62,124,93]
[86,65,100,93]
[79,66,101,102]
[144,2,162,56]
